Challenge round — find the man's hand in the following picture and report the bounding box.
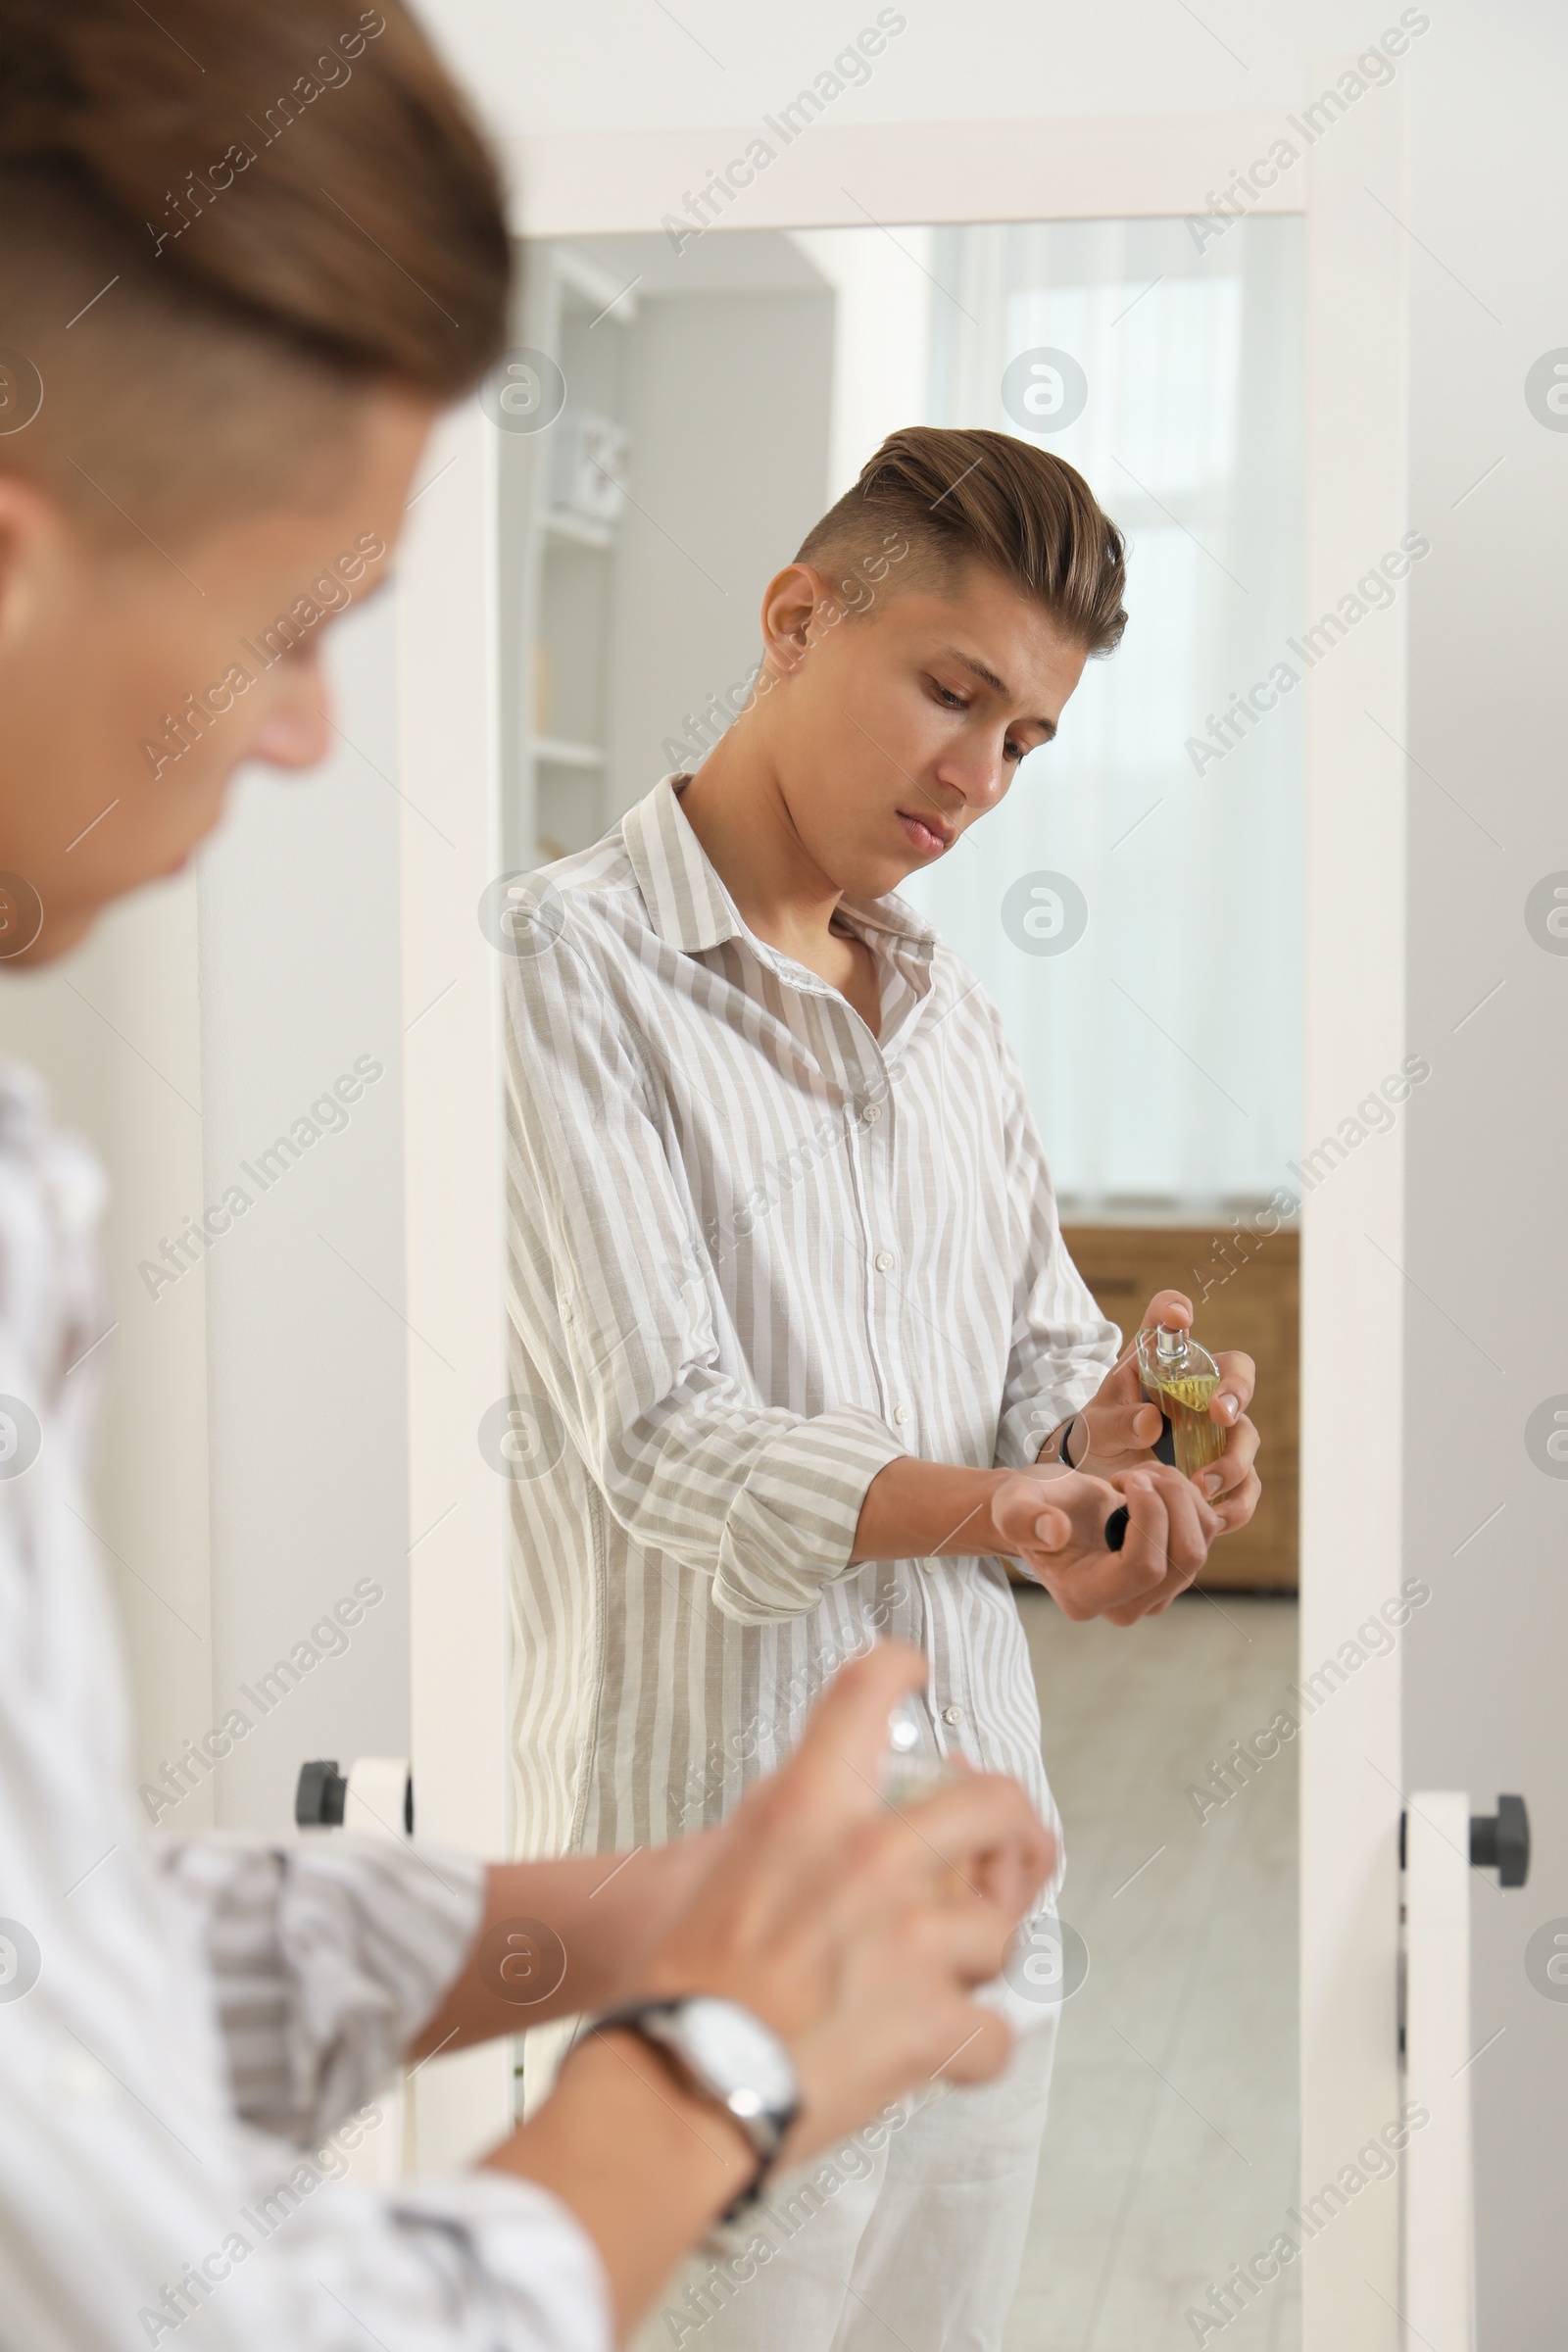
[632,1642,1055,2156]
[1049,1287,1261,1541]
[488,1646,1054,2333]
[988,1458,1224,1624]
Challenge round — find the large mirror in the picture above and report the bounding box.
[498,214,1305,2346]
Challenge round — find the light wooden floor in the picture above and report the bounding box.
[1004,1587,1300,2352]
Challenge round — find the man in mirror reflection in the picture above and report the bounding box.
[505,425,1261,2351]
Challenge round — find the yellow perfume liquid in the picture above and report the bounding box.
[1136,1323,1228,1480]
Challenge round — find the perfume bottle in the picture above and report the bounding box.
[883,1695,963,1810]
[1135,1322,1229,1481]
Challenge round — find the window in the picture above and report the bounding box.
[900,216,1305,1211]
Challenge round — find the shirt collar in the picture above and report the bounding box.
[622,775,744,954]
[839,883,938,951]
[621,773,940,961]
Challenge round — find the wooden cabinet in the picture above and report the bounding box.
[1058,1222,1299,1592]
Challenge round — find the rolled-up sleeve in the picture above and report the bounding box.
[4,2025,613,2352]
[988,1021,1121,1470]
[0,1065,614,2352]
[153,1833,485,2144]
[504,933,904,1626]
[20,1832,616,2352]
[293,2175,612,2352]
[711,1407,906,1621]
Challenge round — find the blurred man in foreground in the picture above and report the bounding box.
[0,5,1054,2344]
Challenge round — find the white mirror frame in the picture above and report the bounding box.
[398,95,1410,2350]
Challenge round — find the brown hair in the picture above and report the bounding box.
[797,425,1128,656]
[0,0,512,533]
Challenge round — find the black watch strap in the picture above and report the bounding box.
[590,1997,798,2221]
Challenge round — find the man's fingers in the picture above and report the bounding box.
[907,1888,1049,1991]
[1109,1289,1194,1376]
[1212,1469,1262,1534]
[1001,1464,1196,1618]
[1111,1466,1220,1587]
[1030,1472,1169,1618]
[998,1449,1230,1621]
[1193,1413,1259,1500]
[1081,1396,1164,1457]
[991,1468,1120,1559]
[1142,1466,1222,1575]
[781,1641,928,1813]
[1102,1470,1175,1592]
[1032,1504,1071,1550]
[1131,1399,1164,1446]
[880,1771,1056,1908]
[1210,1348,1256,1424]
[926,2004,1014,2086]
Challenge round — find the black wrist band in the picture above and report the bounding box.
[589,1998,796,2222]
[591,2014,772,2218]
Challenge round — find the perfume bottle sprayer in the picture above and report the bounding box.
[883,1696,963,1810]
[1135,1322,1229,1481]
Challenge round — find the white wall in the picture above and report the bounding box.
[605,275,835,811]
[195,591,413,1838]
[0,883,212,1809]
[0,597,415,1839]
[1399,8,1568,2341]
[789,226,933,501]
[425,0,1402,142]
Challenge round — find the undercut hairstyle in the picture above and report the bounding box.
[0,0,512,539]
[797,425,1128,656]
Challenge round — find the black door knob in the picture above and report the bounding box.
[296,1759,348,1828]
[1469,1794,1530,1887]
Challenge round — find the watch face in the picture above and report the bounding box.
[679,1997,797,2117]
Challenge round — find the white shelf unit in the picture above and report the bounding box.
[528,734,605,770]
[541,509,614,554]
[499,242,637,872]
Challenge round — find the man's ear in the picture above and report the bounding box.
[757,561,843,678]
[0,471,61,656]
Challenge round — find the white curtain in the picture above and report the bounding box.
[894,216,1304,1211]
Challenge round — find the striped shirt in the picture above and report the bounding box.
[501,776,1120,1904]
[0,1063,609,2351]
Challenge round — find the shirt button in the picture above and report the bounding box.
[875,1250,895,1272]
[862,1103,882,1123]
[893,1404,910,1426]
[943,1704,964,1727]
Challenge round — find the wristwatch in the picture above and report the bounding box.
[590,1994,801,2219]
